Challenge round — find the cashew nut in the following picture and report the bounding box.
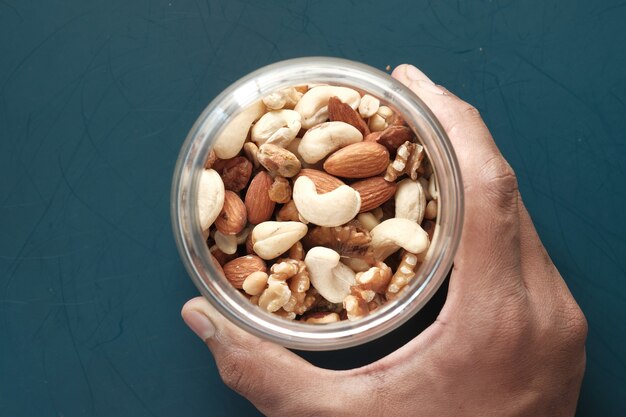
[298,121,363,164]
[294,85,361,128]
[368,105,394,132]
[358,94,380,118]
[356,212,380,232]
[370,218,430,260]
[286,137,304,163]
[428,173,438,201]
[288,138,323,169]
[424,200,438,220]
[214,230,237,255]
[262,87,303,110]
[371,207,384,220]
[243,142,261,168]
[418,177,431,200]
[198,169,225,231]
[251,221,308,260]
[304,247,356,303]
[292,176,361,227]
[251,109,302,147]
[213,100,265,159]
[235,226,252,245]
[395,178,427,224]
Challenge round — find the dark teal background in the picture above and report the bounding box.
[1,1,625,416]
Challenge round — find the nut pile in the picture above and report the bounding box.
[198,84,438,323]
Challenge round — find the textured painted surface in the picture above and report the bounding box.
[1,1,625,416]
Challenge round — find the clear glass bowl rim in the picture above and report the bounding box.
[171,57,464,351]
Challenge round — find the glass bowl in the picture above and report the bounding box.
[171,57,463,350]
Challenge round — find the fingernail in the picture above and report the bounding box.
[183,309,216,341]
[415,79,445,95]
[404,65,434,84]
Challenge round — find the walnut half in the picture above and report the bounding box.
[304,220,373,258]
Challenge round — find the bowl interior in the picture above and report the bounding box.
[171,57,463,350]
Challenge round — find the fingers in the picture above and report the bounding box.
[392,65,523,296]
[181,297,351,415]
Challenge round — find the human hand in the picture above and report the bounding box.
[181,64,587,417]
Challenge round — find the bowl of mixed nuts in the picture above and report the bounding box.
[172,57,463,350]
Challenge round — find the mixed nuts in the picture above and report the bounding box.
[198,84,438,323]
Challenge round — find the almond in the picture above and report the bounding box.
[211,158,228,173]
[210,254,226,277]
[364,125,414,153]
[328,96,370,136]
[210,246,237,266]
[222,255,267,289]
[303,311,340,324]
[294,169,344,193]
[215,190,247,235]
[245,171,275,224]
[245,231,255,254]
[350,177,397,213]
[422,219,436,241]
[323,142,389,178]
[276,200,301,222]
[221,156,253,192]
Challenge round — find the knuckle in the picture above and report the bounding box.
[560,303,588,348]
[540,297,588,353]
[462,103,482,120]
[476,155,519,209]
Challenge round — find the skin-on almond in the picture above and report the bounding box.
[276,200,301,222]
[245,231,255,254]
[323,142,389,178]
[422,219,436,241]
[350,177,397,213]
[245,171,275,224]
[210,254,226,277]
[215,190,247,235]
[210,246,237,266]
[364,125,414,153]
[293,169,345,193]
[222,255,267,289]
[328,96,370,137]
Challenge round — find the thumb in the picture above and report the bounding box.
[181,297,351,415]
